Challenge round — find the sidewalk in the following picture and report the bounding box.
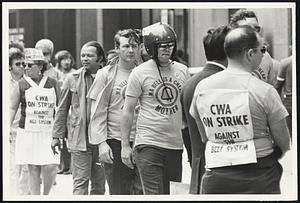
[50,148,295,197]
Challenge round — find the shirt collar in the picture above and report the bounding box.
[206,61,226,70]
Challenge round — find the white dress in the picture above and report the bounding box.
[15,76,60,165]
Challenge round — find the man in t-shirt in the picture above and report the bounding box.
[87,29,142,195]
[275,55,293,139]
[9,48,31,195]
[190,26,290,194]
[229,9,278,85]
[121,22,190,194]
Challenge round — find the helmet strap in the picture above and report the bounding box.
[154,59,172,100]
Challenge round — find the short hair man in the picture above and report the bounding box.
[121,23,190,194]
[87,29,142,194]
[229,9,277,85]
[9,51,31,195]
[190,26,290,194]
[182,25,230,194]
[35,39,62,81]
[275,55,293,139]
[51,41,106,195]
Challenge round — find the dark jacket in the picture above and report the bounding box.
[182,62,225,194]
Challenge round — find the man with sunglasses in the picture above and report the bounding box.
[120,23,190,194]
[230,9,278,86]
[190,26,290,194]
[87,29,143,195]
[9,49,31,195]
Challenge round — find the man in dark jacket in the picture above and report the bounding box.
[181,25,230,194]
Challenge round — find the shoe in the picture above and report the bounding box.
[57,169,65,174]
[63,170,72,175]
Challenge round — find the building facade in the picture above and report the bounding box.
[9,8,292,68]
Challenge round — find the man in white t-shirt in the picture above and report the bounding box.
[190,26,290,194]
[121,23,190,194]
[87,29,142,194]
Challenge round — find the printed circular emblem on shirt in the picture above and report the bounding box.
[155,82,178,107]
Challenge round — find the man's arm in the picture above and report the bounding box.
[194,114,208,144]
[87,68,114,163]
[269,118,291,158]
[121,95,138,169]
[87,67,109,145]
[10,82,21,126]
[51,77,71,154]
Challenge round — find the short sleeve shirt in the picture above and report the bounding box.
[126,59,190,150]
[107,67,136,141]
[190,68,288,158]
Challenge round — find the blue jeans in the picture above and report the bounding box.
[104,139,143,194]
[134,144,183,194]
[71,143,105,195]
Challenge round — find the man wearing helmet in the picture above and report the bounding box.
[121,22,190,194]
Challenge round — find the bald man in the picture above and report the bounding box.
[190,26,290,194]
[35,39,62,82]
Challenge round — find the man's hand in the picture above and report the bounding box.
[121,145,134,169]
[51,138,61,155]
[98,141,113,164]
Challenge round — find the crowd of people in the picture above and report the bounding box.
[8,9,292,196]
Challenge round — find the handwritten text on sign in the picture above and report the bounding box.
[26,95,55,128]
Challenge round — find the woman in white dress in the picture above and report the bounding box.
[10,48,61,195]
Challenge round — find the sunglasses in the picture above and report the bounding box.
[14,62,26,67]
[253,25,261,33]
[252,45,267,54]
[158,43,175,49]
[25,62,43,68]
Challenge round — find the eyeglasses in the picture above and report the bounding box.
[252,45,267,54]
[14,62,26,67]
[25,63,35,68]
[158,43,175,49]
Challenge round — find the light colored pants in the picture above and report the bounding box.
[71,143,106,195]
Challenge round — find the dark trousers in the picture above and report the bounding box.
[200,151,283,194]
[283,95,292,139]
[181,127,192,167]
[58,138,71,172]
[71,143,106,195]
[104,139,143,195]
[134,144,183,194]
